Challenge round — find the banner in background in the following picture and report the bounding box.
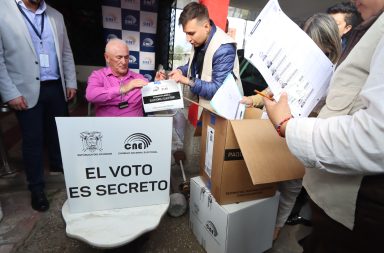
[102,0,158,81]
[56,117,172,213]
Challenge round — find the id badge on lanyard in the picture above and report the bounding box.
[17,3,50,68]
[39,52,49,68]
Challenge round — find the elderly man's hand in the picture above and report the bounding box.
[121,79,148,94]
[263,92,292,137]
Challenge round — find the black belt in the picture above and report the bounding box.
[40,79,61,85]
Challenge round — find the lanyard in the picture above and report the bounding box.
[16,3,44,40]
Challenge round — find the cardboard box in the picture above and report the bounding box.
[189,176,279,253]
[200,107,304,204]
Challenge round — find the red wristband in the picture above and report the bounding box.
[275,115,293,137]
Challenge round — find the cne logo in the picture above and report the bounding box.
[80,131,103,152]
[125,15,137,25]
[143,0,156,6]
[144,74,153,81]
[124,133,152,150]
[205,221,218,237]
[105,14,118,23]
[125,36,136,45]
[142,38,154,47]
[142,57,152,65]
[129,55,137,63]
[143,19,154,27]
[106,34,118,42]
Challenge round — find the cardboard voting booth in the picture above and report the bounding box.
[190,176,279,253]
[56,117,172,213]
[199,106,304,204]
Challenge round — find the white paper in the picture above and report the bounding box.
[141,79,184,113]
[210,74,246,120]
[205,125,214,178]
[244,0,334,117]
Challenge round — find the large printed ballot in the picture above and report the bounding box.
[56,117,172,213]
[244,0,334,117]
[141,80,184,113]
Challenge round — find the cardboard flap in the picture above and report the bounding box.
[231,119,304,184]
[184,97,217,116]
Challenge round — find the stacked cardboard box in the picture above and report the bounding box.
[190,176,280,253]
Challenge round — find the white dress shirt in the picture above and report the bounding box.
[285,34,384,230]
[286,33,384,174]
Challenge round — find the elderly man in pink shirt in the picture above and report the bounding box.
[86,39,148,116]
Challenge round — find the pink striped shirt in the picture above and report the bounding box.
[86,67,147,117]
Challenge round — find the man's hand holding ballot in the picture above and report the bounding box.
[119,79,148,95]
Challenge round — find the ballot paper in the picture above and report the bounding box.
[244,0,334,117]
[210,74,246,120]
[141,80,184,113]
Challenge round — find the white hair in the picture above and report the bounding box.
[105,38,128,53]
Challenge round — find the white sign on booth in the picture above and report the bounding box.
[56,117,172,213]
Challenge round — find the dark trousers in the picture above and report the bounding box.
[15,80,68,193]
[302,174,384,253]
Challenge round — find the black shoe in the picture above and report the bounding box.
[31,191,49,212]
[285,213,311,226]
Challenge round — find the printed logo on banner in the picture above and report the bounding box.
[140,11,157,34]
[122,0,140,10]
[102,0,121,7]
[124,133,152,150]
[129,51,140,69]
[77,131,112,157]
[102,6,122,30]
[122,31,140,51]
[103,29,122,43]
[122,9,140,31]
[141,0,158,12]
[140,33,156,52]
[139,52,155,71]
[140,70,155,81]
[80,131,103,153]
[118,133,159,155]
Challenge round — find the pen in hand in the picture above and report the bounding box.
[255,89,275,101]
